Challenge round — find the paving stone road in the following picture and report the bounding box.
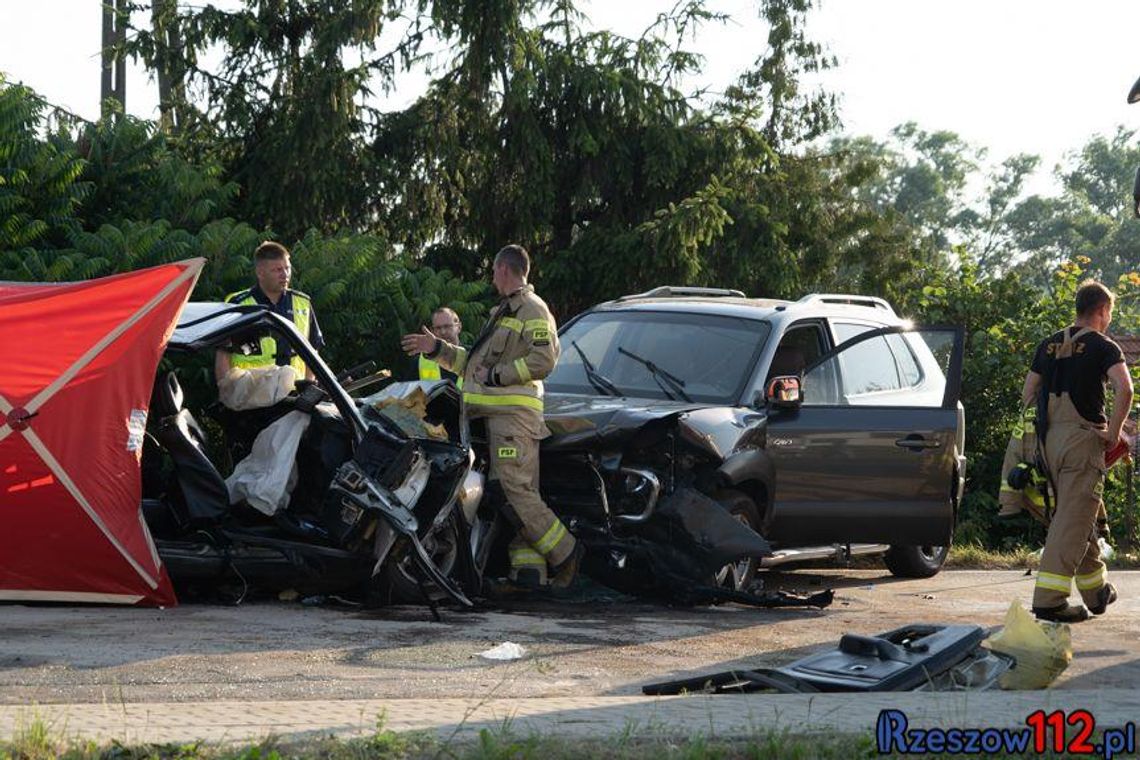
[3,569,1138,744]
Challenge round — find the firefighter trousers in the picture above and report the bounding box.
[485,416,576,581]
[1032,394,1109,610]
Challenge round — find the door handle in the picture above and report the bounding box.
[895,435,940,450]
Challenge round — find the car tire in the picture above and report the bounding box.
[376,511,462,604]
[713,490,761,591]
[884,544,949,578]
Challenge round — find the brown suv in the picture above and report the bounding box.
[540,288,966,589]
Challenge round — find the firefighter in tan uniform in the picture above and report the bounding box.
[401,245,582,588]
[1022,281,1133,623]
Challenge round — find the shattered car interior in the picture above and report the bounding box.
[142,302,479,609]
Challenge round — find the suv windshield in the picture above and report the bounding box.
[546,311,770,404]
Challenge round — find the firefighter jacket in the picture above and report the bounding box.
[998,405,1048,523]
[430,284,559,437]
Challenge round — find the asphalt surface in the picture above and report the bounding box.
[4,569,1139,706]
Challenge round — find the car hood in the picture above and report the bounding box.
[543,393,768,459]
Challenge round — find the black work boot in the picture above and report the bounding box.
[550,542,585,589]
[1089,583,1118,615]
[512,568,546,589]
[483,576,541,600]
[1032,602,1090,623]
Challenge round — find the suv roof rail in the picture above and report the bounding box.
[617,286,747,301]
[796,293,895,314]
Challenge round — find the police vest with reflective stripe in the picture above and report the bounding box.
[418,354,463,388]
[225,290,312,378]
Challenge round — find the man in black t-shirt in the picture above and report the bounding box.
[1021,280,1134,623]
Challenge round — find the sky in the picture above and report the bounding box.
[2,0,1139,193]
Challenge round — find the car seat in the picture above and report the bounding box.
[152,371,230,525]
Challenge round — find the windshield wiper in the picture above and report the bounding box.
[571,340,623,397]
[616,346,693,402]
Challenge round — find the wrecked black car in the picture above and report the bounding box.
[142,302,482,608]
[540,288,966,591]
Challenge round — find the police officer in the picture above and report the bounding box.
[214,241,325,382]
[403,307,463,387]
[400,244,582,588]
[1023,280,1133,622]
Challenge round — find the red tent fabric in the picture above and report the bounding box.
[1,259,204,606]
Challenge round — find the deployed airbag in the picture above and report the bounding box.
[218,365,296,411]
[226,410,311,514]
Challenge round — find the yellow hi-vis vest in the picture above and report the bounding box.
[418,354,462,388]
[225,289,313,378]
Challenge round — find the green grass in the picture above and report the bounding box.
[5,718,1123,760]
[946,543,1140,570]
[945,544,1039,570]
[0,721,882,760]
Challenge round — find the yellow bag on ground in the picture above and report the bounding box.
[983,600,1072,689]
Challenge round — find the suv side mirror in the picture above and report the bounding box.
[766,375,802,409]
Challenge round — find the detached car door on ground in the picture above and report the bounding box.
[765,326,965,550]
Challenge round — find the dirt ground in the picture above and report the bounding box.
[3,569,1138,705]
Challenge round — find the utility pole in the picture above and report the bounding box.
[100,0,127,117]
[152,0,187,133]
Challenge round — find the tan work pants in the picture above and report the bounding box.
[486,416,576,580]
[1032,393,1109,609]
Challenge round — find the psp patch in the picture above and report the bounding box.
[497,447,518,459]
[531,328,550,341]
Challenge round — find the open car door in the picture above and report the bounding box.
[765,326,965,546]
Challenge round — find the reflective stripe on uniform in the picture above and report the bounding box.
[464,392,544,411]
[514,358,531,383]
[499,317,524,333]
[418,354,442,380]
[1012,407,1036,439]
[226,290,311,377]
[534,520,568,556]
[999,481,1044,507]
[1035,571,1072,593]
[1076,567,1107,590]
[525,318,550,341]
[509,546,547,569]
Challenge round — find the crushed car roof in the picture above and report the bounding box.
[171,301,267,349]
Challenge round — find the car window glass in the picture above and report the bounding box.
[832,321,873,344]
[546,311,770,404]
[885,332,922,387]
[842,336,900,395]
[831,321,900,396]
[767,324,825,382]
[805,328,954,408]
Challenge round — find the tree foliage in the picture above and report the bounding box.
[0,76,89,253]
[2,1,1138,550]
